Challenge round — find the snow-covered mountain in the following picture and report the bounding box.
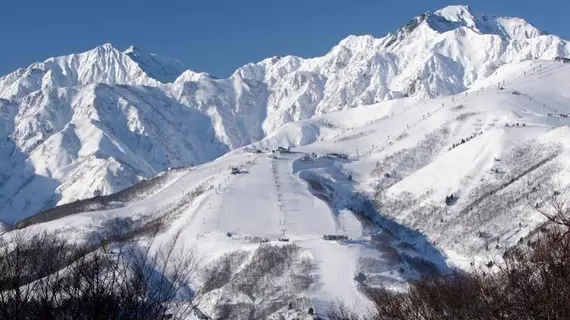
[228,5,567,126]
[7,58,570,319]
[0,5,568,223]
[0,44,229,220]
[2,4,570,319]
[166,5,569,141]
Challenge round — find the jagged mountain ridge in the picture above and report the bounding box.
[0,5,569,221]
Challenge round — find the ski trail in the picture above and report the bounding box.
[273,155,339,238]
[216,156,282,238]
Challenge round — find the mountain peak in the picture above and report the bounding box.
[434,5,474,19]
[95,42,120,52]
[433,5,476,28]
[81,43,122,58]
[390,6,477,38]
[175,69,212,83]
[420,5,544,40]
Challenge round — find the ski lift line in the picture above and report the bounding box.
[357,99,451,159]
[332,97,427,142]
[271,158,289,237]
[336,91,469,146]
[516,91,568,121]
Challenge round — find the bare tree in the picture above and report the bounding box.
[327,300,363,320]
[0,228,204,320]
[535,185,570,230]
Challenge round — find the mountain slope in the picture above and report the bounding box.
[0,83,227,221]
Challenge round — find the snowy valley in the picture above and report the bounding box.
[1,4,570,319]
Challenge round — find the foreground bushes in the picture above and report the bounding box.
[0,232,197,320]
[3,228,569,320]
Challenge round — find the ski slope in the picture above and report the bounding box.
[13,147,432,316]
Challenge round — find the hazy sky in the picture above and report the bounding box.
[1,0,568,77]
